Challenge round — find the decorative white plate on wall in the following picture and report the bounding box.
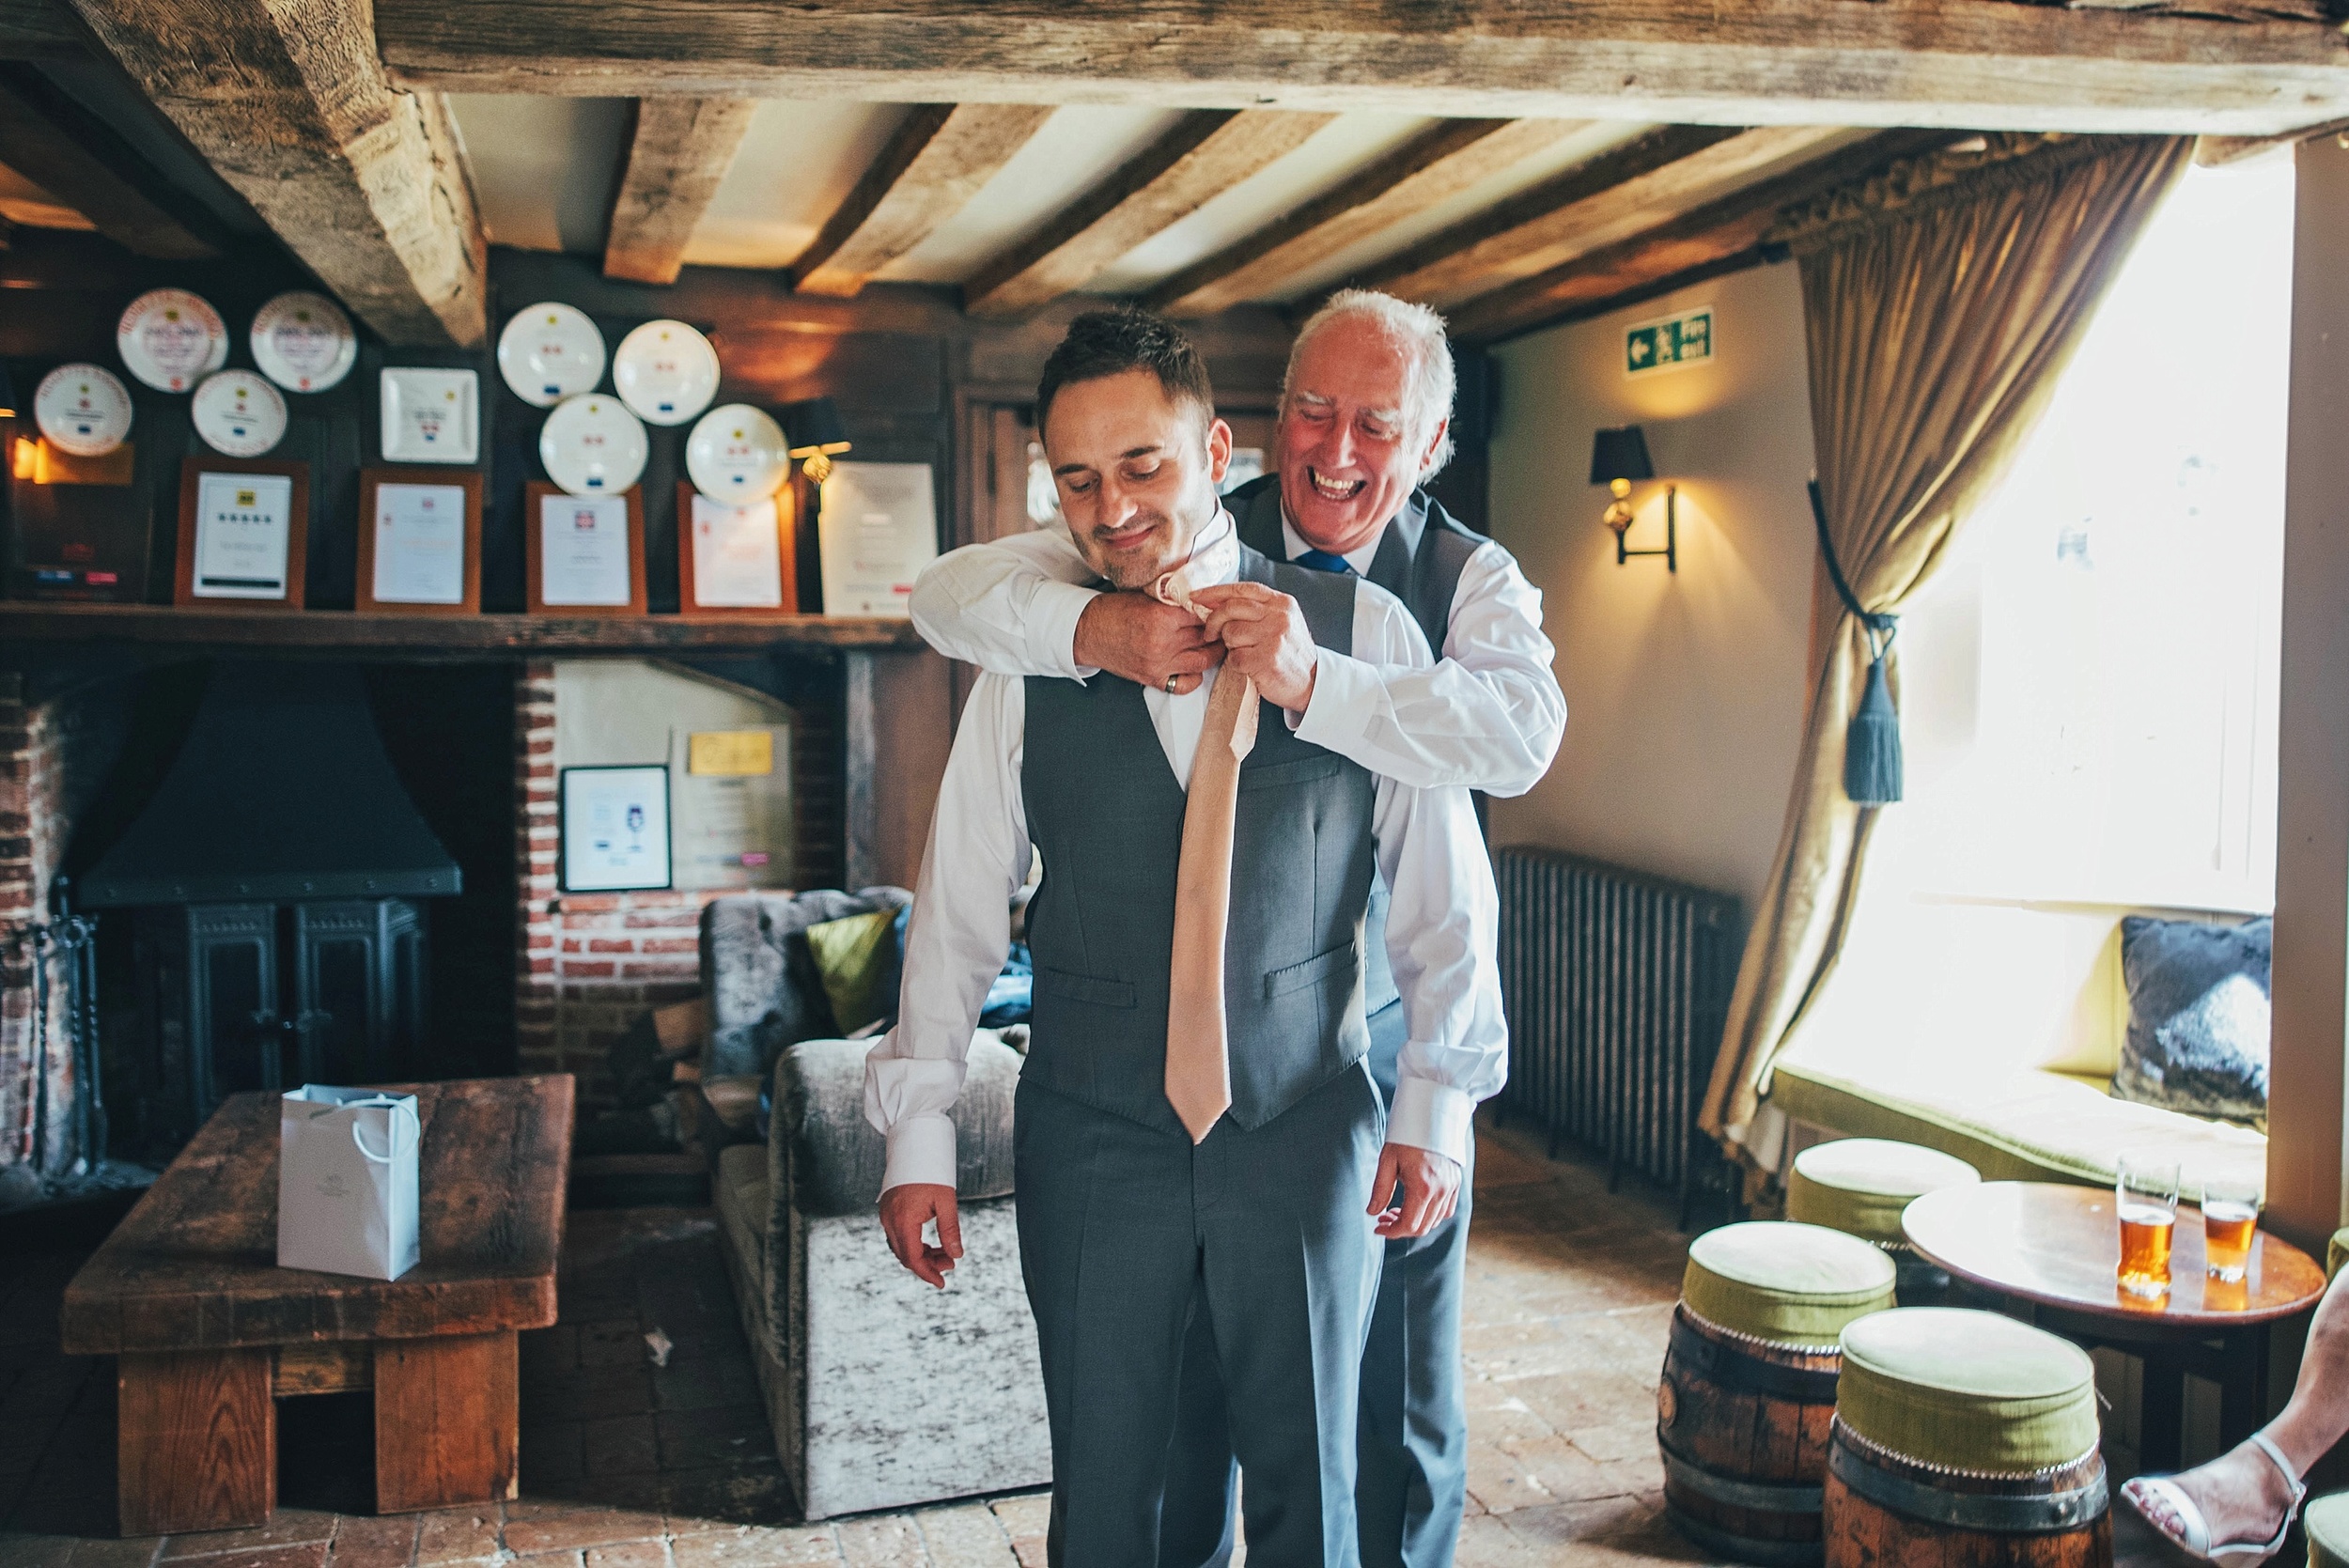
[191,370,288,458]
[685,403,789,504]
[379,367,479,463]
[117,287,227,393]
[251,290,357,393]
[34,364,133,456]
[613,318,718,427]
[539,392,647,496]
[499,303,607,408]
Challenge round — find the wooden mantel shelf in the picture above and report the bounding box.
[0,601,929,656]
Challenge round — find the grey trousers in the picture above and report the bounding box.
[1159,1002,1474,1568]
[1015,1063,1386,1568]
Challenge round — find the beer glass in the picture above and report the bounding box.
[2116,1154,2180,1299]
[2201,1172,2263,1284]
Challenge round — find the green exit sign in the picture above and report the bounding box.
[1626,307,1714,378]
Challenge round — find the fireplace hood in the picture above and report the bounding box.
[79,661,461,908]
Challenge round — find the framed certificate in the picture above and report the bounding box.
[677,482,798,616]
[174,457,310,611]
[526,482,646,615]
[560,764,672,893]
[816,459,938,618]
[356,467,482,615]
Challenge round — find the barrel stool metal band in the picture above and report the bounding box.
[1668,1509,1827,1567]
[1828,1425,2108,1534]
[1662,1442,1828,1513]
[1671,1311,1843,1403]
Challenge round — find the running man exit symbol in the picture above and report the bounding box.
[1626,307,1714,378]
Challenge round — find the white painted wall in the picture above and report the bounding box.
[1485,262,1819,914]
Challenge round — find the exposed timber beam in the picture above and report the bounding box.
[1446,130,1954,343]
[603,96,756,285]
[1145,117,1588,318]
[0,0,83,59]
[371,1,2349,138]
[0,64,215,257]
[793,101,1052,298]
[1359,124,1861,311]
[962,108,1332,319]
[64,0,487,348]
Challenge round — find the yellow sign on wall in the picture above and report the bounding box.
[687,730,774,777]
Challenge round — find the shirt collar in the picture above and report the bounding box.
[1279,504,1384,575]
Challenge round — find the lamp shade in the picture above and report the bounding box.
[781,396,851,457]
[1589,425,1654,487]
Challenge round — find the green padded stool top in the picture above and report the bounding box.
[1788,1138,1982,1248]
[1837,1308,2099,1474]
[2306,1490,2349,1568]
[1682,1220,1896,1347]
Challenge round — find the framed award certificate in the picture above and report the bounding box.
[356,467,482,615]
[526,481,646,615]
[174,457,310,611]
[560,764,672,893]
[816,459,938,618]
[677,483,798,616]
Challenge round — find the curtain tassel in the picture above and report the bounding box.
[1808,477,1903,805]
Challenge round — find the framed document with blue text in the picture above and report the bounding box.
[560,764,672,893]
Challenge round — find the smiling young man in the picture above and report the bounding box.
[906,292,1560,1568]
[866,308,1502,1566]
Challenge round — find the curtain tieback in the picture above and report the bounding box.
[1808,477,1903,806]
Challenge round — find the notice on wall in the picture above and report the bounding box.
[669,724,792,889]
[1626,305,1714,379]
[690,493,785,609]
[538,491,633,607]
[817,460,938,617]
[371,482,468,604]
[192,471,294,599]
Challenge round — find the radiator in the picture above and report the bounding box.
[1496,846,1741,1217]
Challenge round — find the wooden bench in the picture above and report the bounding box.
[61,1075,573,1536]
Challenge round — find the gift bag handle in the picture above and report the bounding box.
[345,1095,421,1164]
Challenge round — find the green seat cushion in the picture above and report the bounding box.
[1682,1221,1896,1346]
[803,908,899,1036]
[1837,1308,2099,1474]
[1789,1139,1983,1247]
[2305,1491,2349,1568]
[2329,1228,2349,1282]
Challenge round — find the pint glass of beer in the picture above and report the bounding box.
[2117,1154,2180,1299]
[2201,1172,2263,1284]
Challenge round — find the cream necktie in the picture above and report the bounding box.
[1151,516,1252,1143]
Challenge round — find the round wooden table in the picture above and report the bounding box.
[1902,1181,2326,1472]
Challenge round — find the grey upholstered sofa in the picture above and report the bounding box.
[699,891,1050,1519]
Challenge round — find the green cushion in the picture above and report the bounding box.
[2306,1491,2349,1568]
[1682,1221,1896,1346]
[1789,1139,1982,1247]
[1837,1309,2099,1474]
[2329,1228,2349,1282]
[803,909,898,1036]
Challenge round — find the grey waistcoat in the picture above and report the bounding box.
[1020,544,1377,1136]
[1231,476,1487,1014]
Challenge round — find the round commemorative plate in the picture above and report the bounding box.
[34,364,134,457]
[251,290,357,393]
[499,302,607,408]
[613,318,719,427]
[117,287,227,392]
[539,392,649,497]
[685,403,790,504]
[191,370,288,458]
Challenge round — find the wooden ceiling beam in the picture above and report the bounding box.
[1358,124,1859,310]
[1144,117,1589,318]
[370,1,2349,138]
[603,96,757,285]
[962,107,1333,319]
[0,0,84,59]
[0,65,215,257]
[62,0,486,348]
[793,101,1052,298]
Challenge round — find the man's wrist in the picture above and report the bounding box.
[1386,1077,1475,1166]
[880,1112,957,1192]
[1041,581,1103,679]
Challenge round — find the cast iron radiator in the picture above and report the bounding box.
[1496,846,1740,1219]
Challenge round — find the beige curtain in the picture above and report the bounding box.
[1700,133,2194,1169]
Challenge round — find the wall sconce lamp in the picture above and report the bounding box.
[781,396,852,483]
[1590,424,1675,572]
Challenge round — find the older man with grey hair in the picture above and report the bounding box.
[910,290,1562,1566]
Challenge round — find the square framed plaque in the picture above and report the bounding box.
[356,466,483,615]
[174,456,311,611]
[677,482,799,617]
[560,764,672,893]
[525,482,646,616]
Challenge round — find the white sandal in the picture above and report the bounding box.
[2123,1432,2308,1564]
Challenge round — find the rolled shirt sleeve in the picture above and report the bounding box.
[908,530,1103,680]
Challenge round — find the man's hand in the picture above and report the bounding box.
[1074,591,1225,695]
[878,1182,963,1288]
[1368,1144,1464,1239]
[1190,582,1318,712]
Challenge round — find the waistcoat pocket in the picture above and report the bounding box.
[1034,966,1137,1009]
[1238,754,1344,792]
[1263,941,1360,1000]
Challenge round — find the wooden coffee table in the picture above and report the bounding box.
[1902,1181,2325,1471]
[61,1076,573,1536]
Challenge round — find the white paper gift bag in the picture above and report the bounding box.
[278,1085,422,1281]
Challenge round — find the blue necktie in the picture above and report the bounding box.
[1293,548,1355,575]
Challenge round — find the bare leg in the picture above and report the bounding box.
[2127,1268,2348,1552]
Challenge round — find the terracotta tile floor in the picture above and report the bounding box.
[0,1116,2181,1566]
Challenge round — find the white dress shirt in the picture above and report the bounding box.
[867,542,1507,1192]
[906,501,1566,798]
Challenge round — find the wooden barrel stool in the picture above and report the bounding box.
[1660,1220,1898,1565]
[2307,1490,2349,1568]
[1788,1139,1981,1305]
[1827,1308,2109,1568]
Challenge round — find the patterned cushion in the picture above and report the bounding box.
[2112,915,2269,1131]
[699,888,911,1079]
